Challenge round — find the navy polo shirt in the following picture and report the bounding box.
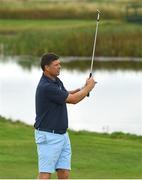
[34,74,69,131]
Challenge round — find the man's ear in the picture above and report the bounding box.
[45,65,50,72]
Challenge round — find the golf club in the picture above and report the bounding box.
[87,9,100,97]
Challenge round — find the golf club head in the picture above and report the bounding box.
[97,9,101,14]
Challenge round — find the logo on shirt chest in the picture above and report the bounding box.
[59,86,62,90]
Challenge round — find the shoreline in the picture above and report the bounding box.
[1,54,142,62]
[61,56,142,62]
[0,115,142,139]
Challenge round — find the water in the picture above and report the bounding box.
[0,56,142,135]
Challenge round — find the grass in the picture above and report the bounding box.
[0,0,142,57]
[0,115,142,179]
[0,19,96,33]
[0,0,141,20]
[0,19,142,57]
[0,0,132,20]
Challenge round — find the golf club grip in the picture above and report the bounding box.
[87,73,92,97]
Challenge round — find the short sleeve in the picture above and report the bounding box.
[44,84,68,104]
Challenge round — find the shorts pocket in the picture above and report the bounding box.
[35,130,47,144]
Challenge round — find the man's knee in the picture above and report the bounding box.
[38,172,51,179]
[57,169,70,179]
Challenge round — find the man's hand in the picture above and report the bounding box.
[85,77,96,92]
[66,77,97,104]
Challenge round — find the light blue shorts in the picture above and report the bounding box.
[35,129,71,173]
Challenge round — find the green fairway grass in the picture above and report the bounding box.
[0,116,142,179]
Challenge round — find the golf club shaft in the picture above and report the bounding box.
[87,10,100,97]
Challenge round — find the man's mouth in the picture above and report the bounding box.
[57,70,60,74]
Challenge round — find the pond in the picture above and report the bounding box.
[0,56,142,135]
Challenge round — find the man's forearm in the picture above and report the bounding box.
[66,76,95,104]
[72,86,91,103]
[66,86,91,104]
[68,88,81,94]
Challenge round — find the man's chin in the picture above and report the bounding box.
[57,72,60,76]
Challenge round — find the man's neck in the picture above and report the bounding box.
[43,72,56,81]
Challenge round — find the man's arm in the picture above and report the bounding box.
[66,77,96,104]
[68,88,81,94]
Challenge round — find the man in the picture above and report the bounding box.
[34,53,96,179]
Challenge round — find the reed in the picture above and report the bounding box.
[0,20,142,57]
[0,0,135,20]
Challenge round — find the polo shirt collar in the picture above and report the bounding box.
[42,73,58,84]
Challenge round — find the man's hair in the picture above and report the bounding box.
[41,53,59,71]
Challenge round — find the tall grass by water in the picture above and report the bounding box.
[0,0,138,20]
[0,20,142,57]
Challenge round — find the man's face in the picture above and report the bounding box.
[45,59,61,77]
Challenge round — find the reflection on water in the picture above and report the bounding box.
[0,56,142,135]
[1,55,142,71]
